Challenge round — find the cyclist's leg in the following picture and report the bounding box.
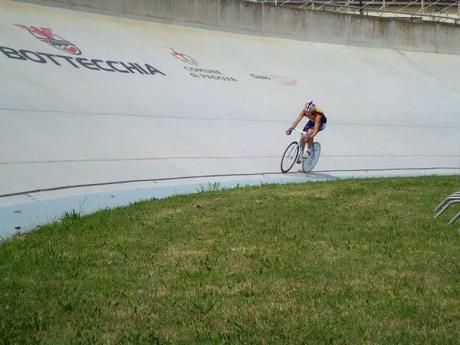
[306,123,326,152]
[299,123,309,151]
[297,133,307,163]
[302,121,315,156]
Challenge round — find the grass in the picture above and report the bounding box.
[0,176,459,345]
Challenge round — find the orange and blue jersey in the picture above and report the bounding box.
[303,107,327,132]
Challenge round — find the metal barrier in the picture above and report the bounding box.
[434,191,460,232]
[247,0,460,24]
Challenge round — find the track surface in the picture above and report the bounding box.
[0,1,459,237]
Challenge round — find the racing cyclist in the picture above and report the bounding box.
[286,100,327,161]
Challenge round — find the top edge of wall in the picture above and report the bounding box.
[13,0,460,55]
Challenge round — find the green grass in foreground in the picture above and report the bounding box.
[1,176,459,345]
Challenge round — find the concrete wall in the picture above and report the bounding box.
[17,0,460,54]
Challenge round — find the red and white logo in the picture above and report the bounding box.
[15,24,81,55]
[168,48,198,65]
[270,75,298,86]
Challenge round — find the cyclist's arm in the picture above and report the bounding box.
[290,111,305,129]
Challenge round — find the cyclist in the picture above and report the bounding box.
[286,100,327,161]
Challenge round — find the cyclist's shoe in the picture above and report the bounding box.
[296,154,302,164]
[302,149,311,159]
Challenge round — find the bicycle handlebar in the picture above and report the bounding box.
[293,128,308,136]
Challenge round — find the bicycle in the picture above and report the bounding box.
[280,128,321,173]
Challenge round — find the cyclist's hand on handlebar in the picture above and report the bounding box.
[286,127,294,135]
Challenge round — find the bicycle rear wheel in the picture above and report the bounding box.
[280,141,299,173]
[302,142,321,173]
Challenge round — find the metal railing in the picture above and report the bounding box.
[434,191,460,234]
[246,0,460,24]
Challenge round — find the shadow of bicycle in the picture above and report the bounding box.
[288,170,339,181]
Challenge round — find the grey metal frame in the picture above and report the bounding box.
[448,210,460,225]
[247,0,460,24]
[434,192,460,230]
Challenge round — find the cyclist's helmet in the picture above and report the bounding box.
[304,100,316,113]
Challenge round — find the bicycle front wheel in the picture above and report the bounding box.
[280,141,299,173]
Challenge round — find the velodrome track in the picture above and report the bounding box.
[0,1,459,237]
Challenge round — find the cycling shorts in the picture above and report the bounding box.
[303,120,327,132]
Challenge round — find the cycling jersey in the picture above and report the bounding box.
[304,107,327,124]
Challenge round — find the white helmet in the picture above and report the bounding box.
[305,100,316,113]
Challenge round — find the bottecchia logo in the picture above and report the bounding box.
[15,24,81,55]
[168,47,198,66]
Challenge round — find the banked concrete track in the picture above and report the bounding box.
[1,1,459,237]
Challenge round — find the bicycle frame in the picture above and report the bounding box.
[293,128,308,137]
[293,128,309,156]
